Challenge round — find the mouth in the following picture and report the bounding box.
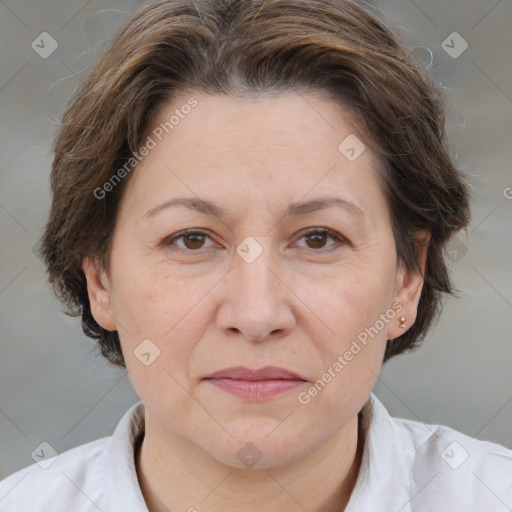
[203,366,308,401]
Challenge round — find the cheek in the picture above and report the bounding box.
[294,264,393,393]
[301,261,394,337]
[114,268,205,408]
[110,254,190,335]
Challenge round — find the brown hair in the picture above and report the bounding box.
[40,0,471,367]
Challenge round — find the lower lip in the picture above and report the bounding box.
[205,378,305,400]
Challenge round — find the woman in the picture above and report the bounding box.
[1,0,511,510]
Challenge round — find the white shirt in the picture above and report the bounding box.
[1,393,511,511]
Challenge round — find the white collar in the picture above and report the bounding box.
[346,393,416,511]
[103,399,147,511]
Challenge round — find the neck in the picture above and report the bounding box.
[135,412,364,512]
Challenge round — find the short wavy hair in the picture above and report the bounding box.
[40,0,471,367]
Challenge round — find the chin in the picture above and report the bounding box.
[206,424,314,470]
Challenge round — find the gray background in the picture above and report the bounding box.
[0,0,511,479]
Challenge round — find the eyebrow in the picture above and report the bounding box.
[143,195,365,220]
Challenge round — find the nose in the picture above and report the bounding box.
[216,239,296,342]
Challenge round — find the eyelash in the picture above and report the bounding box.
[161,227,348,253]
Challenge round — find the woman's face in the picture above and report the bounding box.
[84,91,426,468]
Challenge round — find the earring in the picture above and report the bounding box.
[399,316,406,328]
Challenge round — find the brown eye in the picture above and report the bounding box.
[181,233,206,250]
[305,231,328,249]
[298,228,347,251]
[163,227,346,253]
[163,230,214,251]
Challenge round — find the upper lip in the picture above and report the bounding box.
[205,366,307,381]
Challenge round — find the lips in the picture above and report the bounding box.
[204,366,307,381]
[203,366,308,401]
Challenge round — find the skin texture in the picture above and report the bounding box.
[83,91,428,512]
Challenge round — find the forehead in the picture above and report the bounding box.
[119,91,387,224]
[153,90,365,152]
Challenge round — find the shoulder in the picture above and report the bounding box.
[360,394,512,510]
[393,415,512,509]
[0,436,111,512]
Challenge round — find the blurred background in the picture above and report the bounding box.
[0,0,511,479]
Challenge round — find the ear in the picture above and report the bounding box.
[82,257,117,331]
[387,231,430,340]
